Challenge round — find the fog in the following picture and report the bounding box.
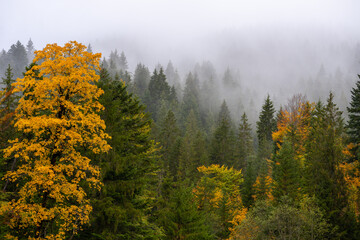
[1,0,360,122]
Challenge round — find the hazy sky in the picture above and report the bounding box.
[1,0,360,70]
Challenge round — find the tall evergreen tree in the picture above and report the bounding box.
[147,68,171,121]
[237,112,253,170]
[178,110,207,181]
[347,75,360,158]
[133,63,151,99]
[7,40,28,78]
[210,101,237,167]
[84,67,162,239]
[256,95,276,162]
[0,65,17,112]
[162,184,213,240]
[305,93,355,238]
[181,72,200,127]
[158,110,181,179]
[26,39,35,63]
[119,51,128,71]
[257,95,276,144]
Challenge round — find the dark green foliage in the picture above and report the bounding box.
[83,67,162,239]
[237,112,253,170]
[178,110,208,181]
[181,72,200,127]
[256,95,276,185]
[257,95,276,145]
[347,75,360,157]
[305,93,356,239]
[147,68,171,121]
[158,110,181,178]
[161,184,213,240]
[209,101,237,167]
[241,155,257,208]
[272,140,301,202]
[1,64,16,112]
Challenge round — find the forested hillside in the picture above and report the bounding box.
[1,39,360,239]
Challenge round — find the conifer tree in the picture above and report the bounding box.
[255,95,276,195]
[305,93,354,238]
[162,184,213,240]
[7,40,28,78]
[347,75,360,158]
[181,72,200,126]
[0,64,16,112]
[237,112,253,170]
[210,101,237,167]
[257,95,276,147]
[147,68,171,121]
[119,51,128,71]
[133,63,151,99]
[272,140,301,201]
[178,110,207,181]
[86,67,162,239]
[158,110,181,178]
[26,39,35,63]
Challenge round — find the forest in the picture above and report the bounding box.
[1,39,360,240]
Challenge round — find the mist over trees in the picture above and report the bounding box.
[1,36,360,239]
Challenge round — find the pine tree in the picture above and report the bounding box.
[305,93,355,238]
[272,140,301,201]
[162,184,213,240]
[158,110,181,178]
[147,68,171,121]
[178,110,207,181]
[257,95,276,145]
[8,41,28,78]
[256,95,276,187]
[87,43,93,53]
[181,72,200,128]
[26,39,35,63]
[133,63,151,99]
[237,112,253,170]
[85,67,162,239]
[347,75,360,158]
[119,51,128,71]
[0,64,17,112]
[210,101,237,167]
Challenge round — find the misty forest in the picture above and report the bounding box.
[1,2,360,239]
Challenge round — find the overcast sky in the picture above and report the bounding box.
[1,0,360,70]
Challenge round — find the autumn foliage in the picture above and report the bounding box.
[0,41,110,239]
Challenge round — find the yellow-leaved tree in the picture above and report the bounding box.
[0,41,110,239]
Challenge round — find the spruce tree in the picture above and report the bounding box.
[178,110,207,181]
[85,67,162,239]
[272,140,301,201]
[133,63,151,99]
[305,93,355,238]
[26,39,35,63]
[147,68,171,121]
[162,184,213,240]
[210,101,237,167]
[347,75,360,158]
[257,95,276,145]
[256,95,276,175]
[237,112,253,170]
[1,64,17,112]
[7,40,28,78]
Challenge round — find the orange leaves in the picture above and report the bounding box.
[1,41,110,239]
